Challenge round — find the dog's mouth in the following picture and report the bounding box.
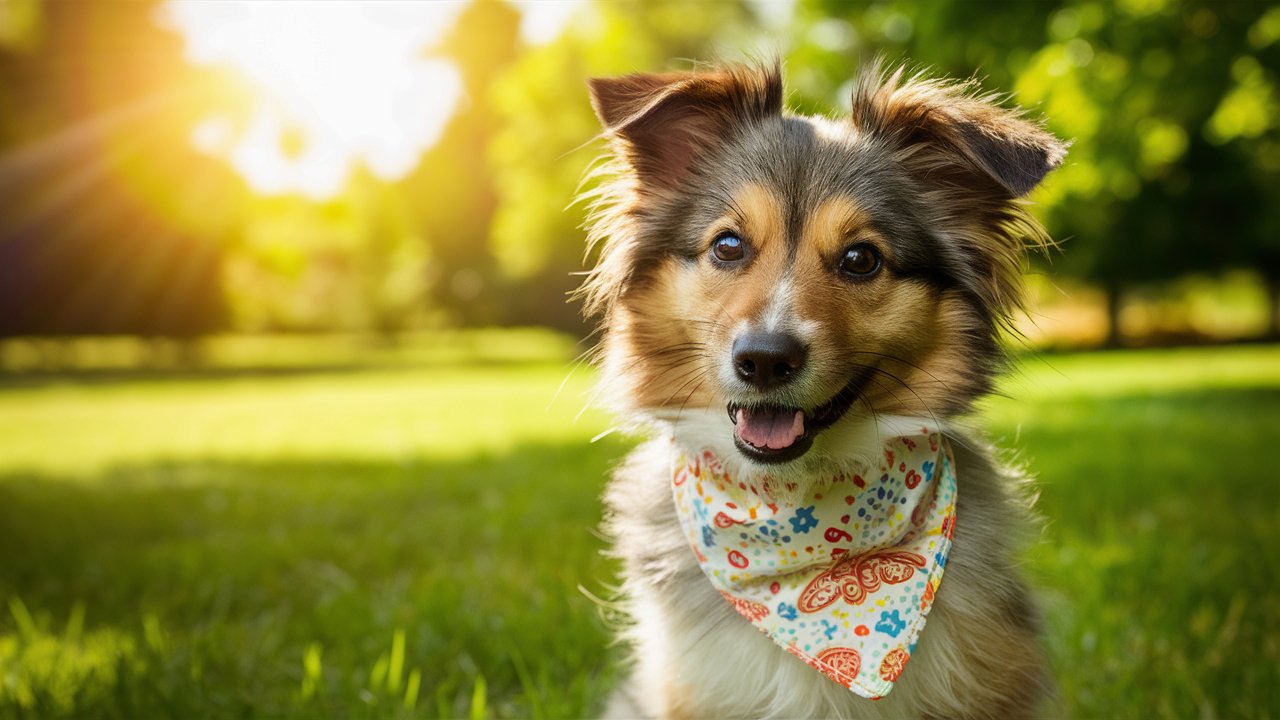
[727,373,869,464]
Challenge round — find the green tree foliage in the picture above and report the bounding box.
[220,174,431,333]
[487,1,764,331]
[1,0,1275,339]
[491,0,1278,341]
[403,0,523,328]
[798,0,1280,341]
[1014,3,1280,342]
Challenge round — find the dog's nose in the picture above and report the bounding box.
[732,331,807,390]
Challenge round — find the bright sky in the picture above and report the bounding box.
[159,1,579,200]
[514,1,582,45]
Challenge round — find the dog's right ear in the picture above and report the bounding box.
[588,64,781,188]
[850,65,1068,198]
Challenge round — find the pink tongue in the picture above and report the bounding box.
[735,408,805,450]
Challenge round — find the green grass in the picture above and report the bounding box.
[0,337,1277,718]
[986,347,1280,719]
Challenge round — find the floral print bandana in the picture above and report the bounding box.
[670,432,957,700]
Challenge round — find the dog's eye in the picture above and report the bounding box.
[838,244,881,278]
[711,233,746,263]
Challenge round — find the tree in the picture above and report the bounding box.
[0,0,238,340]
[1020,2,1278,344]
[401,0,523,328]
[486,1,766,333]
[803,0,1279,344]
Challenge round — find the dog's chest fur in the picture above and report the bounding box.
[602,436,1050,719]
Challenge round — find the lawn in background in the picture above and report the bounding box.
[0,334,1277,718]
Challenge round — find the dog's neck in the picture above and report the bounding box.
[660,409,945,503]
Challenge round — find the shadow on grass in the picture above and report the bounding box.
[0,439,633,719]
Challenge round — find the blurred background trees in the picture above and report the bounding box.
[0,0,1276,349]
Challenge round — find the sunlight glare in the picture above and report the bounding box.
[159,1,464,199]
[513,0,583,45]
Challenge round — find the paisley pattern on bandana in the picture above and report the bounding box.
[670,432,957,700]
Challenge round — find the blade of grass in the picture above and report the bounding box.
[8,596,36,640]
[387,629,405,693]
[507,642,543,719]
[142,613,165,654]
[469,674,487,720]
[64,602,85,644]
[403,668,421,711]
[301,642,323,700]
[368,653,388,693]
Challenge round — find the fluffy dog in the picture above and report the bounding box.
[579,61,1066,719]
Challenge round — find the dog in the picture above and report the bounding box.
[579,61,1067,719]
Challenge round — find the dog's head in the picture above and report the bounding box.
[580,62,1065,478]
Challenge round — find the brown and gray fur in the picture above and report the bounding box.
[579,61,1067,719]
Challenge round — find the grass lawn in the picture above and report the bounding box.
[0,336,1277,718]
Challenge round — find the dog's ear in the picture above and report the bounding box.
[851,66,1068,197]
[588,64,782,187]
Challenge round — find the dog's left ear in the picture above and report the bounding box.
[588,64,782,188]
[851,67,1068,197]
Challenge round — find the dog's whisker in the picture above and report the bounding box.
[612,352,711,383]
[845,350,957,393]
[654,365,711,410]
[674,377,707,424]
[863,366,948,436]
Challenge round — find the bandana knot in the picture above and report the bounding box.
[670,432,957,699]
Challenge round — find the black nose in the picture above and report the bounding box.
[732,331,807,390]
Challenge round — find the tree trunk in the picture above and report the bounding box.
[1104,283,1124,348]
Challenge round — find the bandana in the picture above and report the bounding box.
[670,432,957,700]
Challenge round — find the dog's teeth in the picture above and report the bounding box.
[727,404,738,424]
